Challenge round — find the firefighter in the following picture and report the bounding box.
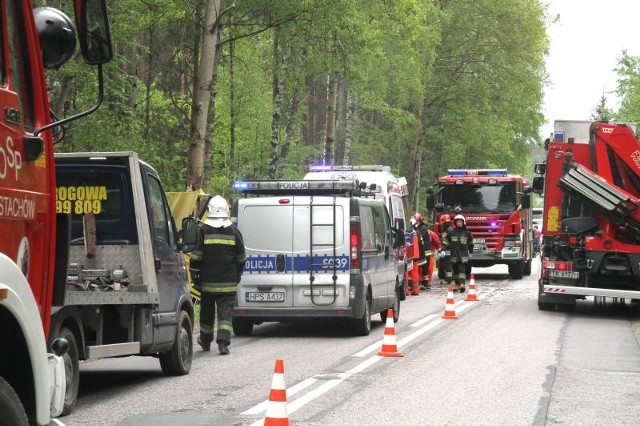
[190,195,246,355]
[445,214,474,293]
[439,214,454,286]
[410,212,431,291]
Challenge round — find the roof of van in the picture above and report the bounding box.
[304,165,408,197]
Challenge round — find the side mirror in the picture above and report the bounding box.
[426,193,434,211]
[532,177,545,195]
[75,0,113,65]
[434,203,445,213]
[180,217,198,253]
[521,193,531,209]
[534,163,547,175]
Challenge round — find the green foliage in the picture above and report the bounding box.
[50,0,549,196]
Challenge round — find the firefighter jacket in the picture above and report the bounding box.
[427,230,442,256]
[440,224,454,256]
[414,222,431,265]
[190,223,247,294]
[445,225,473,261]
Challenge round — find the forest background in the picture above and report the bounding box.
[46,0,640,212]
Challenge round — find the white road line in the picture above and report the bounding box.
[245,298,481,424]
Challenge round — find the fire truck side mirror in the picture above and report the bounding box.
[75,0,113,65]
[521,193,531,209]
[534,163,546,175]
[180,217,198,253]
[425,193,434,210]
[532,177,545,195]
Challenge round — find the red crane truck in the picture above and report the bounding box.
[426,169,534,279]
[532,120,640,310]
[0,2,199,424]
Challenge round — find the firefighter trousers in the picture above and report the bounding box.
[200,292,236,346]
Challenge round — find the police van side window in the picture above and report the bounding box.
[359,206,376,251]
[371,205,388,252]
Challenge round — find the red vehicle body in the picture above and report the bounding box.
[0,2,112,424]
[426,169,534,279]
[533,121,640,310]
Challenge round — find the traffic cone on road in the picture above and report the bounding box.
[442,285,459,319]
[264,359,289,426]
[465,274,479,302]
[377,309,403,357]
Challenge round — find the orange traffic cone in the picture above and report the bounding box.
[442,285,459,319]
[465,274,479,302]
[264,359,289,426]
[377,309,403,357]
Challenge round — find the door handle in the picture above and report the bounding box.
[276,254,285,272]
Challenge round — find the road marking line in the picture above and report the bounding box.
[244,298,480,422]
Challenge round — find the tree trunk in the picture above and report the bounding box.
[342,91,354,165]
[186,0,221,191]
[323,71,338,165]
[268,28,292,179]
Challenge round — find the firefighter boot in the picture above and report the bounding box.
[453,283,460,293]
[218,343,230,355]
[459,282,466,293]
[197,335,210,352]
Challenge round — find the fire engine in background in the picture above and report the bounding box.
[532,120,640,311]
[0,3,198,424]
[426,169,534,279]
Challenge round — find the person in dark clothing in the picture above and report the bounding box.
[190,195,246,355]
[439,214,454,286]
[411,212,432,291]
[445,214,473,293]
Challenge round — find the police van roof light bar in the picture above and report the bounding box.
[232,179,360,195]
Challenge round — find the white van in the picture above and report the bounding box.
[231,180,402,336]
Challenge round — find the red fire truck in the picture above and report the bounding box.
[1,3,199,424]
[426,169,534,279]
[532,120,640,311]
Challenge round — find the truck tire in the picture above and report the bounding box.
[160,310,193,376]
[0,377,28,426]
[59,327,79,415]
[232,317,254,336]
[380,287,400,323]
[508,261,524,279]
[351,294,371,336]
[524,260,532,276]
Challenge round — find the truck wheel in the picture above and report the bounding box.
[232,317,254,336]
[538,301,556,311]
[351,295,371,336]
[160,310,193,376]
[59,327,79,415]
[509,261,524,279]
[380,288,400,323]
[0,377,28,426]
[524,260,532,276]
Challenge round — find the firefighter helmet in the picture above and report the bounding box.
[440,214,452,224]
[454,214,466,225]
[411,212,424,227]
[34,7,77,70]
[205,195,232,228]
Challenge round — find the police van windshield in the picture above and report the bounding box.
[442,182,516,213]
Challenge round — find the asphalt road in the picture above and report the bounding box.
[56,259,640,426]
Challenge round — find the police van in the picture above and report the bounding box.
[231,179,402,336]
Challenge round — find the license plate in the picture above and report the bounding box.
[549,270,579,279]
[245,292,285,302]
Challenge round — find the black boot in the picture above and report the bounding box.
[218,343,230,355]
[197,335,210,352]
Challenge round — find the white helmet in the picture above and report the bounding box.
[454,214,466,225]
[205,195,232,228]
